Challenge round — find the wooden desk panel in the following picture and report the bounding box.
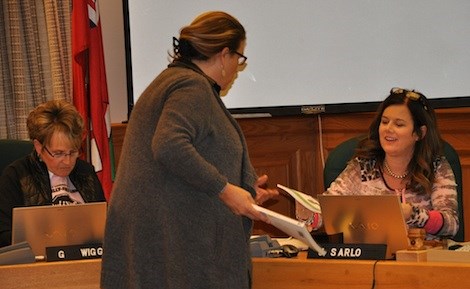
[252,257,375,289]
[376,261,470,289]
[0,259,101,289]
[251,254,470,289]
[3,254,470,288]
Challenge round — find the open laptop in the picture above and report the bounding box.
[317,195,409,259]
[11,202,107,259]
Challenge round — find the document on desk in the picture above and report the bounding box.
[253,204,327,256]
[277,184,321,213]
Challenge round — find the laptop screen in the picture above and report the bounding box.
[11,202,107,259]
[318,195,409,259]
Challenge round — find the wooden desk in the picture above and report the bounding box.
[252,252,470,289]
[1,254,470,289]
[0,259,101,289]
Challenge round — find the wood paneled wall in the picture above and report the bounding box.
[111,107,470,240]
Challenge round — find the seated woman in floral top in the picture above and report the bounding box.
[320,88,458,240]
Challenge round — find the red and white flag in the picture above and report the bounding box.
[72,0,114,200]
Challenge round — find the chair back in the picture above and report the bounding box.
[443,142,464,241]
[0,139,34,174]
[323,136,465,241]
[323,136,362,189]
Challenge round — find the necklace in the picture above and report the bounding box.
[383,160,408,179]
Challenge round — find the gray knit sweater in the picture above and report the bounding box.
[101,60,257,289]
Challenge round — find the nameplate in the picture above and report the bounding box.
[46,243,103,262]
[307,243,387,260]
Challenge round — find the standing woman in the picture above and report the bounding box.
[101,11,277,289]
[323,88,458,240]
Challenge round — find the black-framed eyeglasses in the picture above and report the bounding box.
[43,145,80,159]
[232,51,247,65]
[391,87,428,111]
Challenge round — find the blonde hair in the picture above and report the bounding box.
[27,99,84,149]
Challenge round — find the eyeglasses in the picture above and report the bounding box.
[391,87,428,111]
[43,145,80,159]
[232,51,247,65]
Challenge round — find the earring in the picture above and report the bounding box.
[221,65,226,77]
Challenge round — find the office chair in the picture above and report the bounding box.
[0,139,34,174]
[323,136,465,242]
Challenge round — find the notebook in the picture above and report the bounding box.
[11,202,107,259]
[317,195,409,259]
[253,204,327,256]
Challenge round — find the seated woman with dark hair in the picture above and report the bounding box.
[318,88,458,241]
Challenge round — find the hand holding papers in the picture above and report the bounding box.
[253,204,327,256]
[276,184,322,231]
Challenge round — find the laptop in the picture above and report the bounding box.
[11,202,107,259]
[317,195,409,259]
[253,204,327,256]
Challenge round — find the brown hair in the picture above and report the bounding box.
[172,11,246,61]
[356,88,442,195]
[27,99,84,149]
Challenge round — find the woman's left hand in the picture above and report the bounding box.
[254,174,279,205]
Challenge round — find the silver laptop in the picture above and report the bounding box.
[318,195,409,259]
[11,202,107,259]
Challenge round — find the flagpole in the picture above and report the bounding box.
[84,70,92,164]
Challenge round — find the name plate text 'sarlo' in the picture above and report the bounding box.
[307,243,387,260]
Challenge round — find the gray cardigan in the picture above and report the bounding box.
[101,60,258,289]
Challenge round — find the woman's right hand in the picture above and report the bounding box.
[401,202,413,221]
[219,183,269,223]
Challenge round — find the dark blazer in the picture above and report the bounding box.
[0,152,105,247]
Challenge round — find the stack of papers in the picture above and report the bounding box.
[253,204,326,256]
[277,184,321,213]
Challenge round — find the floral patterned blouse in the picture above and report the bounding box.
[324,156,459,240]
